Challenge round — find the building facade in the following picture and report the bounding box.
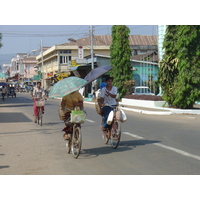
[158,25,167,61]
[10,53,38,83]
[36,35,158,89]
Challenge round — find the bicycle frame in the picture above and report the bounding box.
[101,105,121,148]
[64,107,86,159]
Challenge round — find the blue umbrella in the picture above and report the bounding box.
[49,76,87,99]
[84,65,113,83]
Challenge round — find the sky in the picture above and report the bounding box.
[0,25,157,55]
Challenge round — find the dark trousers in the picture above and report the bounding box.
[2,93,6,100]
[102,105,116,129]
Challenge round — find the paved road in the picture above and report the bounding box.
[1,93,200,175]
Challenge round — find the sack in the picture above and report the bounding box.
[58,103,66,121]
[116,109,127,123]
[107,110,114,125]
[70,110,85,123]
[95,98,103,116]
[121,110,127,123]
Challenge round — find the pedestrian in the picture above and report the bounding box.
[2,86,7,101]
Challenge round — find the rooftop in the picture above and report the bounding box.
[61,35,158,46]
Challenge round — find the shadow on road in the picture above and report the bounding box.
[80,145,133,159]
[79,139,161,159]
[0,165,10,169]
[120,139,161,147]
[0,113,32,123]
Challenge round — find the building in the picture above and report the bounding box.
[9,53,38,83]
[36,35,158,89]
[72,54,159,96]
[0,64,11,80]
[158,25,167,61]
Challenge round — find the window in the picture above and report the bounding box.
[60,56,71,64]
[60,50,71,54]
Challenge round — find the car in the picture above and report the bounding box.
[133,86,155,95]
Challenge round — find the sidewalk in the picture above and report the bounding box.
[85,99,200,115]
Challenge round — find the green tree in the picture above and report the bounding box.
[158,25,200,108]
[110,25,132,99]
[0,33,2,48]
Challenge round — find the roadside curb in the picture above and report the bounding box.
[84,101,172,115]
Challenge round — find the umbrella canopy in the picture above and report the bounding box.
[49,76,87,99]
[0,82,7,87]
[84,65,113,83]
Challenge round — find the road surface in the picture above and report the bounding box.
[1,93,200,175]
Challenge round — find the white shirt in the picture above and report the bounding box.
[32,87,45,99]
[101,86,117,105]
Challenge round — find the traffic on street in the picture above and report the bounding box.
[1,93,200,175]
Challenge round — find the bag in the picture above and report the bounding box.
[107,110,114,125]
[116,109,127,123]
[58,102,66,121]
[95,98,103,116]
[121,110,127,123]
[70,110,85,123]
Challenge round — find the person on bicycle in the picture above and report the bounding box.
[32,82,46,123]
[2,86,7,101]
[100,77,118,133]
[60,90,83,140]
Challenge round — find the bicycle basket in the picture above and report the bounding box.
[70,110,85,123]
[36,99,45,107]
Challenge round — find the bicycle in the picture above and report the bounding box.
[101,105,121,149]
[35,98,45,126]
[64,107,86,159]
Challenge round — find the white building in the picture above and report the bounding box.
[158,25,167,61]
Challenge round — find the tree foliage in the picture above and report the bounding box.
[110,25,132,99]
[158,25,200,109]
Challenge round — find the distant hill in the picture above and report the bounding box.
[0,53,15,66]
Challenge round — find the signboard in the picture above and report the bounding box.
[78,46,84,59]
[47,72,53,77]
[76,59,87,64]
[33,75,41,81]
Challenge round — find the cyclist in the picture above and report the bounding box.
[100,77,118,134]
[2,86,7,101]
[32,82,46,123]
[60,90,83,140]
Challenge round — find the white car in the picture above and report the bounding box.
[133,86,155,95]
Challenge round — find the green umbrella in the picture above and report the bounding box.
[49,77,87,99]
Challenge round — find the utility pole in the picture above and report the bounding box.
[90,25,94,70]
[41,39,44,88]
[90,25,95,97]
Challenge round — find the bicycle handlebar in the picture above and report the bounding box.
[101,104,117,109]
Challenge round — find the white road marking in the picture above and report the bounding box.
[123,132,200,161]
[85,119,95,123]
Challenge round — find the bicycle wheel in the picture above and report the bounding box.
[66,135,72,154]
[71,127,82,159]
[110,120,121,149]
[38,108,43,126]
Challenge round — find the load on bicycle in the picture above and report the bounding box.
[48,66,127,158]
[49,77,87,159]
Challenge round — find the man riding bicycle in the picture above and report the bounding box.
[100,77,118,135]
[32,82,47,123]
